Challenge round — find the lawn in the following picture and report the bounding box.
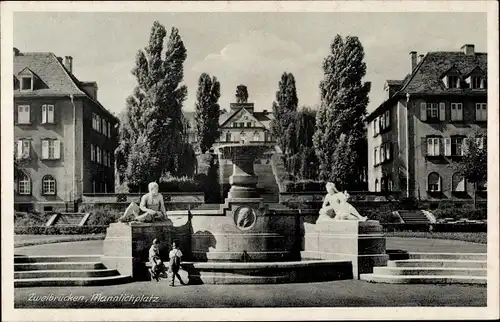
[385,232,487,244]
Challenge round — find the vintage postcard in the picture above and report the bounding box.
[1,1,498,321]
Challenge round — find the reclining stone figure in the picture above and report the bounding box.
[118,182,167,223]
[316,182,367,223]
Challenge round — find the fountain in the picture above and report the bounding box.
[101,141,388,284]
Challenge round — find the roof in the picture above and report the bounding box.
[14,52,118,122]
[385,80,403,86]
[367,50,487,122]
[183,107,273,129]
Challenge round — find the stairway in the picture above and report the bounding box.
[397,210,431,223]
[14,255,131,287]
[360,252,487,285]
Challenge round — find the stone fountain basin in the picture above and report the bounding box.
[180,259,353,284]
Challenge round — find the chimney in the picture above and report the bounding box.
[418,54,424,64]
[263,109,268,114]
[64,56,73,73]
[13,47,20,56]
[409,51,417,72]
[81,81,98,101]
[461,44,475,56]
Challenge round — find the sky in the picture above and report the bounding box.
[13,12,486,115]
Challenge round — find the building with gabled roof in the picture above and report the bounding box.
[366,44,487,201]
[14,48,119,212]
[183,101,276,155]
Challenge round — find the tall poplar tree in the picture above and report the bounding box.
[270,72,298,155]
[194,73,221,154]
[313,35,371,189]
[115,21,188,191]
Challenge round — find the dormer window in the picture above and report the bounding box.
[471,76,484,89]
[21,76,33,91]
[447,75,459,89]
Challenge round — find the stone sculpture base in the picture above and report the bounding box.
[101,221,190,280]
[301,220,388,279]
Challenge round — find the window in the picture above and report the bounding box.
[41,139,60,160]
[374,179,380,192]
[17,105,30,124]
[451,137,465,156]
[96,146,102,164]
[373,118,378,136]
[380,146,385,163]
[471,76,483,89]
[102,119,107,134]
[226,132,232,142]
[426,137,440,156]
[476,136,485,150]
[16,139,30,159]
[41,105,55,124]
[447,76,459,88]
[107,122,111,137]
[232,122,237,128]
[427,103,439,119]
[475,103,487,121]
[253,132,260,141]
[90,144,96,161]
[427,172,441,192]
[384,110,391,129]
[247,122,252,127]
[42,175,56,195]
[18,172,31,195]
[240,132,247,143]
[382,142,392,161]
[374,147,379,165]
[21,76,33,91]
[239,122,245,128]
[103,150,108,166]
[450,103,463,121]
[388,178,394,191]
[452,173,466,192]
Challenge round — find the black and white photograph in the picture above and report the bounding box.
[1,1,498,321]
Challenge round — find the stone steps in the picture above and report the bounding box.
[14,275,132,288]
[388,259,486,268]
[15,268,120,279]
[372,266,486,277]
[14,255,132,288]
[15,255,102,263]
[360,252,487,285]
[360,274,486,285]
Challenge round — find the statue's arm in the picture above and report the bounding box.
[159,194,167,217]
[321,196,329,208]
[139,195,155,214]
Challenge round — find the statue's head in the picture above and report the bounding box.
[325,182,336,194]
[148,182,159,196]
[235,85,249,103]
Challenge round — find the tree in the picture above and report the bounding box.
[313,35,371,189]
[194,73,221,154]
[452,132,487,208]
[235,85,249,103]
[115,21,188,188]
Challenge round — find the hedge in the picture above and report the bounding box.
[15,225,108,235]
[282,180,325,192]
[15,211,53,226]
[158,176,203,192]
[382,222,487,233]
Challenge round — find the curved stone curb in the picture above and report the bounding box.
[14,235,106,248]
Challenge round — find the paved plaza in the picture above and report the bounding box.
[13,238,487,308]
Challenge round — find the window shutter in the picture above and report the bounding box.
[439,102,446,121]
[457,103,463,121]
[54,140,61,159]
[444,138,452,156]
[475,104,480,121]
[463,138,470,155]
[48,105,55,123]
[42,105,47,123]
[422,137,428,156]
[17,140,23,159]
[41,140,49,159]
[420,103,427,121]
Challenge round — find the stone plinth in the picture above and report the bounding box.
[301,220,388,279]
[190,199,299,262]
[101,220,190,280]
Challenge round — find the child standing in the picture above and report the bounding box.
[168,241,185,286]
